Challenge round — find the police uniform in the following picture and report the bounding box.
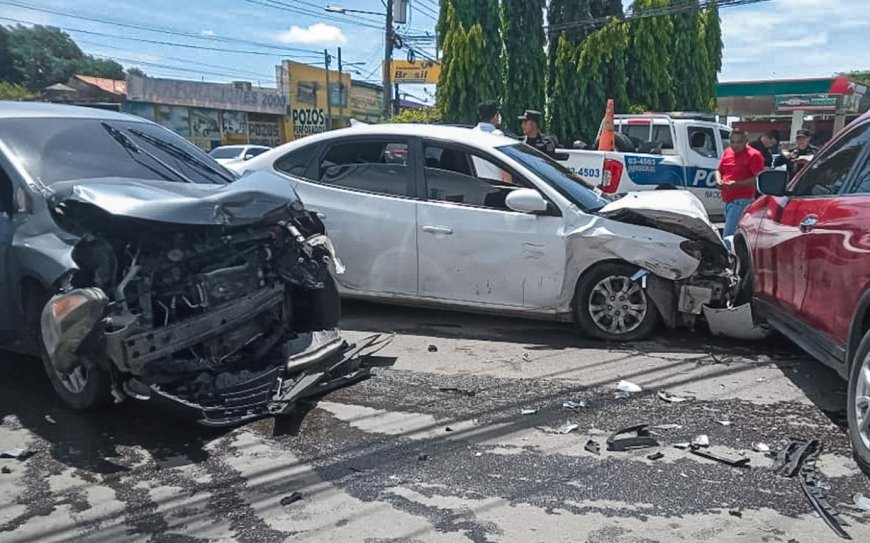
[518,110,558,158]
[773,129,819,176]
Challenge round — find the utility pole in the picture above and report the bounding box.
[383,0,394,119]
[338,47,344,124]
[324,49,332,130]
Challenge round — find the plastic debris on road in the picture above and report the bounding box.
[607,424,659,451]
[617,380,643,394]
[280,492,303,506]
[657,390,693,403]
[716,420,733,426]
[674,442,691,449]
[647,452,664,460]
[427,344,438,352]
[559,423,579,435]
[703,303,769,341]
[691,435,710,448]
[563,400,587,410]
[521,409,538,415]
[652,424,683,430]
[1,448,34,461]
[1,467,11,474]
[854,493,870,512]
[585,440,601,455]
[753,442,770,453]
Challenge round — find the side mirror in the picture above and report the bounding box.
[244,153,255,161]
[505,188,548,214]
[758,170,789,196]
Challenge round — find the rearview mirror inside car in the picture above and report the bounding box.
[757,170,789,197]
[505,188,548,214]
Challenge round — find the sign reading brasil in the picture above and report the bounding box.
[127,75,288,115]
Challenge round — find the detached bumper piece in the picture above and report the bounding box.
[148,332,393,427]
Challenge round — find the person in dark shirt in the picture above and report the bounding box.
[774,129,819,177]
[518,110,558,158]
[749,129,780,168]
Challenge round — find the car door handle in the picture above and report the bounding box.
[800,215,818,232]
[422,225,453,235]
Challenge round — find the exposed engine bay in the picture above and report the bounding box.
[38,173,385,426]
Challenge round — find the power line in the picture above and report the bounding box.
[0,15,323,59]
[243,0,384,30]
[417,0,439,13]
[547,0,771,33]
[412,0,438,21]
[91,53,274,82]
[0,0,323,55]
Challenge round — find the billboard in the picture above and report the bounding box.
[128,75,288,115]
[156,105,190,137]
[221,110,248,143]
[389,60,441,84]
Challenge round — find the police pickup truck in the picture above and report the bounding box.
[558,113,732,220]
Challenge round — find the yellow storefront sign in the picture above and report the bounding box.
[389,60,441,85]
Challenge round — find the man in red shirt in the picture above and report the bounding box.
[714,129,765,241]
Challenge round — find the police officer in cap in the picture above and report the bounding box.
[774,129,819,177]
[519,110,558,158]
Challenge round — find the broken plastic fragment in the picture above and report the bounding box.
[647,452,664,461]
[427,344,438,352]
[703,304,769,341]
[652,424,683,430]
[657,390,693,403]
[559,423,579,435]
[280,492,303,506]
[475,452,483,457]
[716,420,733,427]
[0,448,34,461]
[417,453,429,461]
[585,440,601,455]
[692,435,710,448]
[752,442,770,453]
[0,467,10,474]
[674,442,691,450]
[563,400,587,410]
[854,493,870,512]
[614,391,631,399]
[521,409,538,415]
[617,380,643,393]
[607,424,659,451]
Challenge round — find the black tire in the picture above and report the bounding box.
[847,329,870,477]
[25,285,113,410]
[574,262,660,342]
[295,274,341,331]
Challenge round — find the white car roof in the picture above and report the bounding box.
[275,124,518,153]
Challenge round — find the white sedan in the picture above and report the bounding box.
[231,124,736,341]
[209,144,271,166]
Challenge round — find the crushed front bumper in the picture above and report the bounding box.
[137,332,393,427]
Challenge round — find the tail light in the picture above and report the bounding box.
[601,159,624,194]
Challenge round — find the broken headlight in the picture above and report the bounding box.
[41,288,108,374]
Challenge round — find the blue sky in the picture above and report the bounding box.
[1,0,867,100]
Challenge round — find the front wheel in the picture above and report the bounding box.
[40,353,113,410]
[847,330,870,477]
[574,263,660,342]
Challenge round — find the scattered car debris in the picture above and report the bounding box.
[691,448,750,468]
[445,427,454,432]
[585,440,601,455]
[435,386,477,397]
[521,409,538,415]
[651,424,683,430]
[417,453,430,461]
[703,304,769,341]
[657,390,693,403]
[674,442,692,450]
[647,452,664,461]
[691,435,710,448]
[853,493,870,512]
[428,345,438,353]
[1,448,34,461]
[617,380,643,394]
[280,492,303,506]
[607,424,660,452]
[715,420,733,427]
[772,440,817,478]
[522,353,532,362]
[729,510,743,518]
[1,467,11,474]
[475,452,483,458]
[562,400,587,410]
[797,441,851,540]
[614,391,631,399]
[44,415,56,424]
[753,442,770,453]
[559,423,580,435]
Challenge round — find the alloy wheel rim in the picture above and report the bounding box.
[588,275,647,335]
[857,353,870,450]
[58,366,88,395]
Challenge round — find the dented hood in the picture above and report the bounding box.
[598,191,725,249]
[47,170,300,226]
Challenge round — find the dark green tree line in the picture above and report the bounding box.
[501,0,546,132]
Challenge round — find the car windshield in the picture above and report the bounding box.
[498,143,610,211]
[210,147,244,159]
[0,117,230,186]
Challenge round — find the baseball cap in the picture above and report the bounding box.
[518,109,542,123]
[796,129,811,138]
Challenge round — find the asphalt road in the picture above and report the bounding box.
[2,300,869,543]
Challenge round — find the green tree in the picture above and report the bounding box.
[576,18,630,143]
[392,107,442,124]
[436,1,500,123]
[0,26,21,84]
[669,1,707,111]
[501,0,546,132]
[844,71,870,86]
[626,0,675,112]
[549,35,580,144]
[73,57,126,80]
[126,67,148,78]
[701,1,723,110]
[0,81,34,100]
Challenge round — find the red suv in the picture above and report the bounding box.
[736,112,870,476]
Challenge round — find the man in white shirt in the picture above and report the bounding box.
[473,102,504,136]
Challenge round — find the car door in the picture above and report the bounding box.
[273,136,419,297]
[415,140,566,309]
[755,121,870,343]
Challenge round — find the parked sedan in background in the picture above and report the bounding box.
[209,144,271,165]
[232,124,739,342]
[0,102,363,426]
[735,111,870,475]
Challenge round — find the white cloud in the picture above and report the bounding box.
[277,22,347,45]
[200,29,215,37]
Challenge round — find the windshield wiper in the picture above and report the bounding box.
[101,123,195,184]
[127,128,235,184]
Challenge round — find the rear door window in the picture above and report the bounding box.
[275,145,317,178]
[317,139,412,197]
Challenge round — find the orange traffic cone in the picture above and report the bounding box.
[597,99,615,152]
